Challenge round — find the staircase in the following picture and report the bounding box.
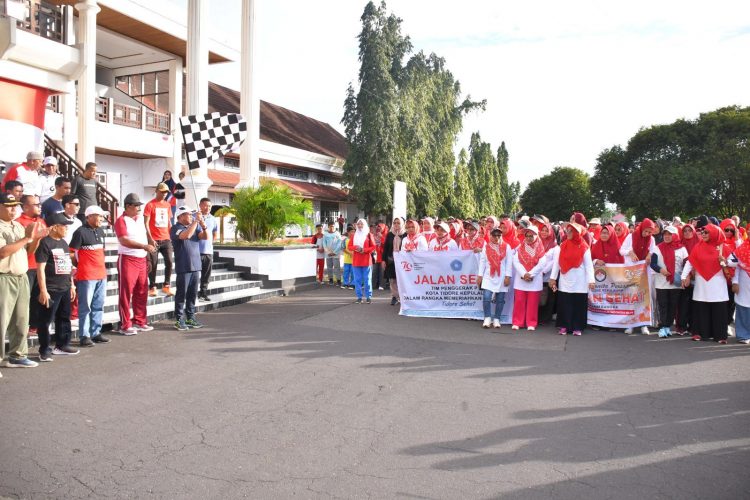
[22,232,283,347]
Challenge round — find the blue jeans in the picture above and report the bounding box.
[175,271,199,321]
[736,304,750,341]
[343,263,353,286]
[352,265,372,299]
[76,278,106,338]
[483,289,506,321]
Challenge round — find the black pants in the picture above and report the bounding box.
[693,300,728,341]
[200,254,212,295]
[656,288,680,328]
[677,285,693,331]
[27,269,38,324]
[727,284,736,325]
[148,239,173,288]
[556,291,588,332]
[538,283,557,324]
[34,289,72,355]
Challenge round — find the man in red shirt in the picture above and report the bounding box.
[16,195,48,328]
[143,183,174,297]
[2,151,42,197]
[69,205,112,347]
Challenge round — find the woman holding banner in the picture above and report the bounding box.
[383,217,405,306]
[348,219,376,304]
[681,224,729,344]
[511,226,549,331]
[549,222,595,336]
[428,222,458,251]
[477,227,513,329]
[590,224,624,266]
[620,218,657,334]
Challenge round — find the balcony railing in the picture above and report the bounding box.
[94,97,171,135]
[1,0,69,44]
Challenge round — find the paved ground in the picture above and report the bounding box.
[1,286,749,499]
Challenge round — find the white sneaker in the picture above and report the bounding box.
[728,324,736,337]
[738,339,750,344]
[640,326,651,335]
[624,328,633,334]
[119,327,138,336]
[134,324,154,332]
[527,326,536,331]
[511,325,520,330]
[482,318,491,328]
[493,319,501,329]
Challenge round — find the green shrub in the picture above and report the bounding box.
[231,182,312,241]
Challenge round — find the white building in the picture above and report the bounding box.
[0,0,355,227]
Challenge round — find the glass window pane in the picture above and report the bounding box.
[156,95,169,114]
[115,76,128,93]
[143,72,156,95]
[156,71,169,93]
[130,74,142,96]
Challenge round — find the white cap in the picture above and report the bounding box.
[436,221,450,233]
[84,205,109,217]
[525,225,539,235]
[589,217,601,225]
[42,156,58,166]
[175,205,194,217]
[664,225,679,235]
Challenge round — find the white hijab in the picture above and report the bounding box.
[353,218,370,247]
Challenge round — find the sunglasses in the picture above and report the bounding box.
[724,228,735,233]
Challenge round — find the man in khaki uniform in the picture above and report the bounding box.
[0,192,47,374]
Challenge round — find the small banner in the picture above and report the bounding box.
[394,250,514,321]
[179,113,247,170]
[587,261,653,328]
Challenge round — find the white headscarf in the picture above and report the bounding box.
[353,218,370,247]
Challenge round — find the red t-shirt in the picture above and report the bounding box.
[68,224,106,281]
[16,214,47,270]
[143,199,172,241]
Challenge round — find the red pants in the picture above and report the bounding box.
[316,258,324,281]
[118,255,148,329]
[512,289,541,328]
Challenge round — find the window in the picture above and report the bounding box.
[259,164,267,173]
[317,174,333,184]
[320,202,339,224]
[114,71,170,113]
[223,157,239,169]
[277,167,309,181]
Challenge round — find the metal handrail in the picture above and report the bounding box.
[43,134,119,217]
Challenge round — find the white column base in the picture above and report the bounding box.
[234,178,259,191]
[182,171,213,207]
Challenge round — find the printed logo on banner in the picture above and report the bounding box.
[594,268,607,282]
[450,259,463,272]
[401,261,413,272]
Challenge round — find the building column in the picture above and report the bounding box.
[74,0,100,167]
[236,0,260,190]
[184,0,212,205]
[167,57,183,177]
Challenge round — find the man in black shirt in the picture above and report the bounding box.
[70,162,98,222]
[34,212,79,360]
[40,176,71,220]
[170,206,207,331]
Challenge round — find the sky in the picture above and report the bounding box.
[149,0,750,189]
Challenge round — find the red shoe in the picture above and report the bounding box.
[691,335,702,341]
[28,327,38,339]
[718,340,727,345]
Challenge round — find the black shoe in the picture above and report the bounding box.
[328,279,334,285]
[79,337,94,347]
[355,298,362,304]
[199,294,210,302]
[390,297,398,306]
[366,298,372,304]
[92,335,111,344]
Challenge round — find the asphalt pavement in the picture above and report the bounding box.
[1,286,749,499]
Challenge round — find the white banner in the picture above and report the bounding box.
[394,250,514,321]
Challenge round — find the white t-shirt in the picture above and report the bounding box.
[512,250,551,292]
[477,245,514,293]
[681,261,728,302]
[39,173,58,204]
[428,238,458,252]
[550,247,595,294]
[652,246,689,290]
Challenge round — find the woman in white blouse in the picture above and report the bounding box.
[477,227,513,329]
[511,226,551,331]
[650,226,688,337]
[681,224,729,344]
[549,222,595,336]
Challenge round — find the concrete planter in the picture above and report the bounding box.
[214,244,318,293]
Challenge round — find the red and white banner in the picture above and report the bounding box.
[587,261,653,328]
[0,78,50,162]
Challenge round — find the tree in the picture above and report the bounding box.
[447,149,476,217]
[519,167,603,222]
[496,141,512,213]
[343,1,484,217]
[593,106,750,221]
[231,182,312,241]
[467,132,502,216]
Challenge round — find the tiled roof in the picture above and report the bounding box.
[206,170,350,203]
[207,82,349,161]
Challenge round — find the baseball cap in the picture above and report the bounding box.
[0,192,21,206]
[589,218,602,225]
[42,156,58,166]
[26,151,43,161]
[663,225,679,235]
[45,212,74,226]
[175,205,194,217]
[123,193,143,206]
[85,205,109,217]
[156,182,170,192]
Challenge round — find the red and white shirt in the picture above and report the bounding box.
[2,162,41,197]
[114,214,148,258]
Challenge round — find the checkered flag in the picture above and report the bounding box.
[179,113,248,170]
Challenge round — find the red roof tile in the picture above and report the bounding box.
[206,170,350,203]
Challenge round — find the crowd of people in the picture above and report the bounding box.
[314,212,749,343]
[0,153,218,378]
